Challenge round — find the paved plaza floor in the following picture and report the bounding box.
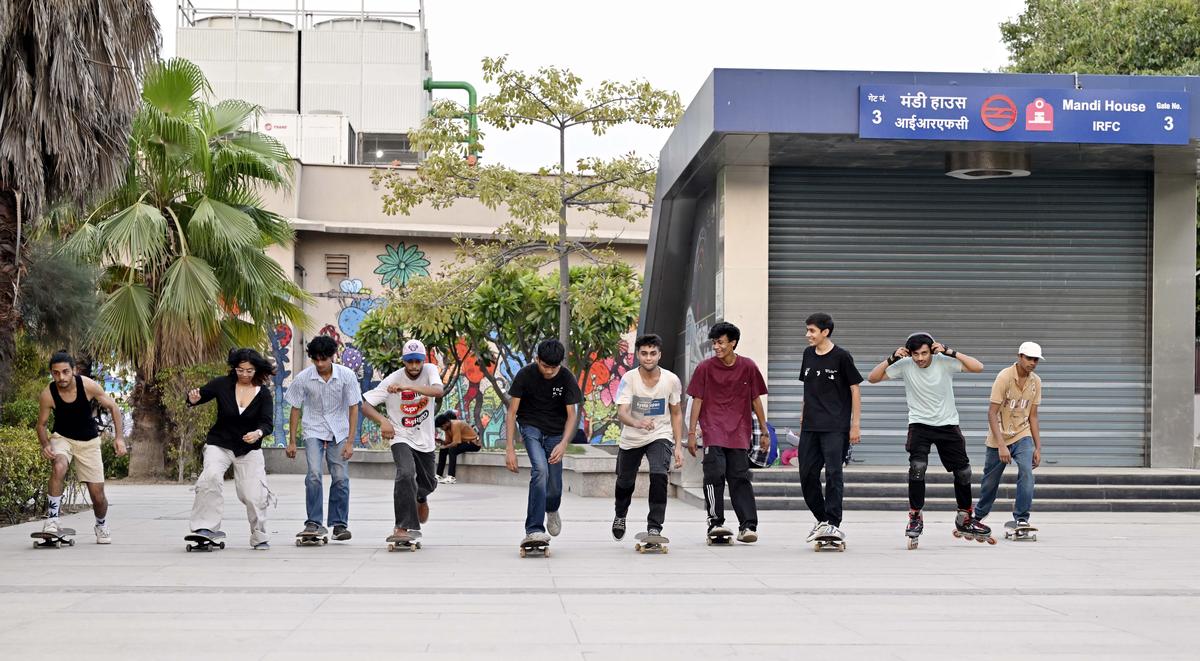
[0,476,1196,659]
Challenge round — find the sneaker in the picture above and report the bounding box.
[418,501,429,524]
[94,524,112,544]
[332,525,352,541]
[302,521,320,534]
[1016,518,1030,528]
[737,527,758,543]
[444,476,457,485]
[436,475,448,484]
[805,521,826,543]
[42,519,61,535]
[647,527,663,538]
[524,531,551,544]
[253,541,270,550]
[546,510,562,537]
[611,516,627,541]
[824,524,845,541]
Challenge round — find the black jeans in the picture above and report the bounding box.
[798,430,848,527]
[390,443,437,529]
[701,446,758,531]
[906,423,972,510]
[614,440,672,532]
[437,443,480,478]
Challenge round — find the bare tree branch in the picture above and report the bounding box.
[561,167,655,203]
[563,96,639,125]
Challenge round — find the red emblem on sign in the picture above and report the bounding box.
[1024,98,1054,131]
[981,95,1017,132]
[264,123,273,131]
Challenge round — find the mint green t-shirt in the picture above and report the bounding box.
[885,354,963,426]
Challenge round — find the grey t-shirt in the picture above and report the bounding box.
[885,354,963,426]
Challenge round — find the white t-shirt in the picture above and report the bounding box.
[615,368,682,450]
[884,354,963,427]
[363,364,443,452]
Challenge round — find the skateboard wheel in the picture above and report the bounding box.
[388,543,396,552]
[33,541,38,549]
[986,537,996,545]
[322,537,328,545]
[186,545,193,552]
[635,544,642,553]
[295,539,302,547]
[519,548,526,557]
[705,538,712,546]
[662,546,668,554]
[218,542,226,549]
[68,539,75,546]
[544,548,550,557]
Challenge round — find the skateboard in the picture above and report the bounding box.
[31,528,76,549]
[386,533,421,552]
[952,529,997,545]
[519,539,550,558]
[1003,521,1038,542]
[634,532,669,554]
[295,527,329,547]
[184,530,227,552]
[813,534,846,552]
[705,527,734,546]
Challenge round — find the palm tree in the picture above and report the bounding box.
[63,58,310,479]
[0,1,159,404]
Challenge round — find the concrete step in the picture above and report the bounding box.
[750,466,1200,486]
[750,482,1200,500]
[679,488,1200,512]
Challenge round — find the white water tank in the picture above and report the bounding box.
[177,16,299,112]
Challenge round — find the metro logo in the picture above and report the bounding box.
[981,94,1017,132]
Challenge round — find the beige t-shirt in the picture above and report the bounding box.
[986,365,1042,448]
[615,368,682,450]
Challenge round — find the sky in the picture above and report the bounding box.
[155,0,1029,171]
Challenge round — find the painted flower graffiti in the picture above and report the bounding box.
[374,242,430,288]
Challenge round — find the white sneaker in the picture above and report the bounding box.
[805,521,826,543]
[444,476,457,484]
[94,525,112,544]
[824,524,845,541]
[436,475,448,484]
[42,518,61,535]
[546,511,562,537]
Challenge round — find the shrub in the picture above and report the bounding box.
[101,438,130,480]
[0,397,40,428]
[0,426,51,524]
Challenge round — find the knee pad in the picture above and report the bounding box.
[953,466,972,485]
[908,460,928,482]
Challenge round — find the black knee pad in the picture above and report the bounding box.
[953,466,972,485]
[908,460,928,482]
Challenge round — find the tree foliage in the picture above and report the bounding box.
[60,58,310,478]
[371,56,680,346]
[1001,0,1200,75]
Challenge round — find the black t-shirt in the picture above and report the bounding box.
[799,345,863,432]
[509,363,583,434]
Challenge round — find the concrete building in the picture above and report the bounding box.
[644,69,1198,468]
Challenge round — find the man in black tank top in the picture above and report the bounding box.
[37,351,126,543]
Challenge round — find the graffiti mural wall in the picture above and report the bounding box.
[273,238,636,450]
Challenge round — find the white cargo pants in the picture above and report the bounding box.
[189,445,275,545]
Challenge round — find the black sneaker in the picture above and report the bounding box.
[647,527,663,538]
[611,516,626,541]
[332,525,352,541]
[302,522,320,534]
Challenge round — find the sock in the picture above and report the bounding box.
[47,495,62,518]
[95,516,106,527]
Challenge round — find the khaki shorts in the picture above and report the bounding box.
[49,433,105,483]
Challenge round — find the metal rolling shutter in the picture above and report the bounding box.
[768,168,1149,467]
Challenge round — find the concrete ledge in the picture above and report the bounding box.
[262,446,680,498]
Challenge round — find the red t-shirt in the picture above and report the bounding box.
[686,355,768,449]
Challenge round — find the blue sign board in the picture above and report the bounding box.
[860,84,1188,145]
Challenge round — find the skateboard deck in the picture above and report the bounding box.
[705,528,734,546]
[634,532,669,554]
[1003,522,1038,541]
[31,529,76,549]
[813,534,846,552]
[386,533,421,552]
[519,539,550,558]
[295,528,329,546]
[184,531,226,552]
[952,529,997,545]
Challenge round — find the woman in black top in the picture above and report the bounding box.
[186,348,277,550]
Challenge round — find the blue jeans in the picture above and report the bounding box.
[975,436,1035,521]
[521,424,563,534]
[304,439,350,528]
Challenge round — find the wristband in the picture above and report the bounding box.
[886,353,901,365]
[945,349,957,358]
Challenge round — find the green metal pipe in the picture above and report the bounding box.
[424,78,479,156]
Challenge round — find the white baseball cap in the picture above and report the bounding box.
[1018,341,1044,359]
[401,339,427,362]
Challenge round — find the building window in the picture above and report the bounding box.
[358,132,418,165]
[325,253,350,277]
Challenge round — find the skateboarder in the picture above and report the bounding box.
[187,348,277,550]
[36,351,126,543]
[361,339,443,544]
[686,321,769,543]
[285,335,362,541]
[867,333,990,543]
[611,334,684,541]
[975,341,1044,530]
[435,411,481,484]
[796,313,863,544]
[504,339,582,547]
